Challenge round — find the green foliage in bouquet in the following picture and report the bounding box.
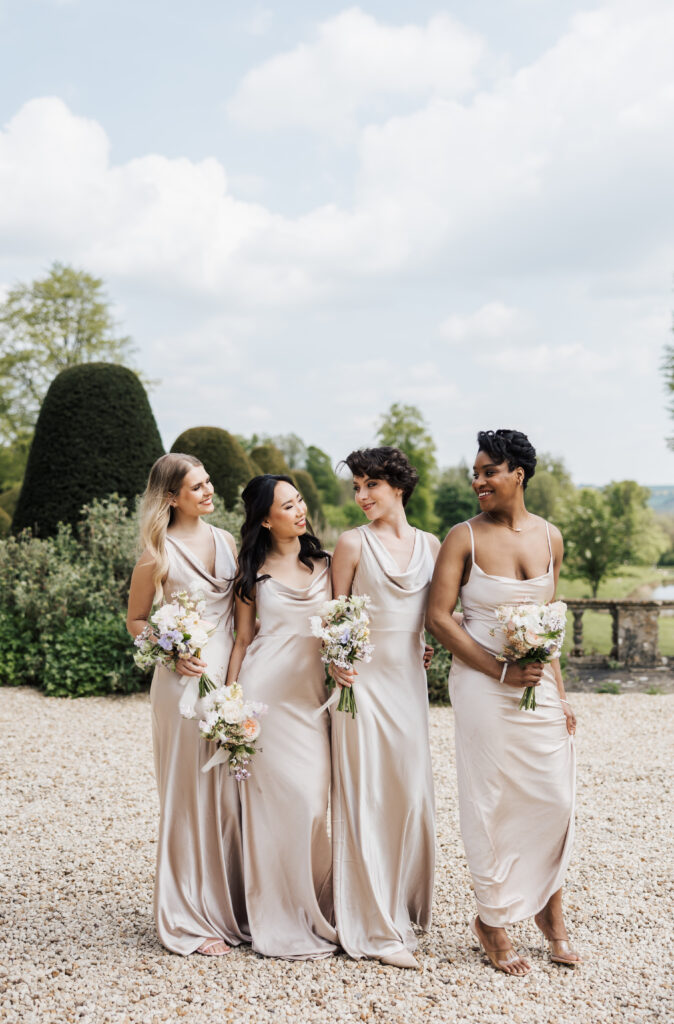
[171,426,255,509]
[13,363,163,536]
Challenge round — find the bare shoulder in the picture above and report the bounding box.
[423,531,442,557]
[334,528,363,559]
[442,520,474,553]
[213,526,238,560]
[134,548,157,572]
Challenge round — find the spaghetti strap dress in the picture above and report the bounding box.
[150,525,249,954]
[448,520,576,927]
[237,561,337,960]
[331,525,436,960]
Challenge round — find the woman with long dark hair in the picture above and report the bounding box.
[126,453,248,956]
[329,447,439,969]
[226,474,337,960]
[426,429,579,976]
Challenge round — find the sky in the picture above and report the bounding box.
[1,0,673,485]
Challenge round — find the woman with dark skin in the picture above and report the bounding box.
[426,430,580,976]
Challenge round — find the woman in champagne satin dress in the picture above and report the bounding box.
[330,447,439,969]
[127,453,248,956]
[226,474,337,960]
[427,429,581,976]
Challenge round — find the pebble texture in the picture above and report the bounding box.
[1,687,672,1024]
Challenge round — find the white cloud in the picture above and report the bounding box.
[243,7,273,36]
[228,7,486,138]
[440,303,530,345]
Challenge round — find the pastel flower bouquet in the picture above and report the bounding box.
[494,601,567,711]
[310,594,375,718]
[133,587,216,718]
[198,683,268,780]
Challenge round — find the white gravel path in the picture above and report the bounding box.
[1,688,672,1024]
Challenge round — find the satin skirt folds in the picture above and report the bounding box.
[331,629,436,959]
[237,632,337,960]
[151,658,249,954]
[448,657,575,927]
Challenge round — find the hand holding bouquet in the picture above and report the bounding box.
[494,601,567,710]
[198,682,268,780]
[310,594,374,718]
[133,587,216,717]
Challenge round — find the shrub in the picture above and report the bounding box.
[249,443,289,475]
[292,468,322,524]
[0,484,21,520]
[13,363,163,536]
[42,612,144,697]
[0,506,10,538]
[171,427,254,509]
[425,632,452,705]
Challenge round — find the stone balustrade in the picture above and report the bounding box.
[565,598,674,667]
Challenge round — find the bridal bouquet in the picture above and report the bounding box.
[494,601,567,711]
[310,594,374,718]
[133,587,216,717]
[198,682,268,780]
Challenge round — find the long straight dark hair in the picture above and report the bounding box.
[234,474,330,604]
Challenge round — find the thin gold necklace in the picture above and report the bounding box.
[484,511,533,534]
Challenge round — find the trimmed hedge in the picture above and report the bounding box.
[249,443,289,476]
[292,468,322,524]
[13,363,163,536]
[172,427,254,509]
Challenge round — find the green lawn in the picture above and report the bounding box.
[556,565,674,657]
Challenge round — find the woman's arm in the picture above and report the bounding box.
[550,524,576,735]
[425,525,543,690]
[226,593,257,684]
[328,530,362,688]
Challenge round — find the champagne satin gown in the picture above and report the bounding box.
[449,521,575,926]
[331,526,436,960]
[237,561,337,960]
[150,526,248,954]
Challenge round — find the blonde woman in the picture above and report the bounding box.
[127,453,248,956]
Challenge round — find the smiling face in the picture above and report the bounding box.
[352,473,403,521]
[262,479,307,539]
[171,464,215,518]
[472,449,524,511]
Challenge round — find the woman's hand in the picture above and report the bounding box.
[328,663,356,689]
[176,655,208,678]
[502,662,544,688]
[562,701,576,736]
[423,644,434,669]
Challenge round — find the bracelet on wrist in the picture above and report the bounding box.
[499,662,508,684]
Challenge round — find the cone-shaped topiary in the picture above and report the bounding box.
[12,363,164,536]
[171,427,254,509]
[249,443,289,476]
[292,468,322,525]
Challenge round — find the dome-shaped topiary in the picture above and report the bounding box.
[292,468,322,525]
[12,363,164,536]
[171,427,254,509]
[249,443,289,476]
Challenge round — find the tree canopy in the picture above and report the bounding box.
[377,402,438,532]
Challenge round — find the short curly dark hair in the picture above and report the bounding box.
[477,429,537,489]
[343,446,419,506]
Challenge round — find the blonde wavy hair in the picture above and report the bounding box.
[139,453,204,600]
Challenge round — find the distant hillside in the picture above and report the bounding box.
[647,486,674,514]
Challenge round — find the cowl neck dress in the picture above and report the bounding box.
[150,525,248,953]
[448,520,576,927]
[331,525,436,960]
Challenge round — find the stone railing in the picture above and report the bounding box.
[566,599,674,667]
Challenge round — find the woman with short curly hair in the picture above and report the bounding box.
[329,446,440,969]
[426,429,580,976]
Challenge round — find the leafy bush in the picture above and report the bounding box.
[425,631,452,705]
[0,483,21,520]
[172,427,254,509]
[0,506,10,538]
[42,613,142,697]
[249,443,289,475]
[292,468,322,524]
[13,363,163,536]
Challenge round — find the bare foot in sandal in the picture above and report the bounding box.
[196,938,231,956]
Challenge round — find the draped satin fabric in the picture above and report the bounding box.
[449,521,576,927]
[237,562,338,960]
[331,526,436,960]
[150,526,248,954]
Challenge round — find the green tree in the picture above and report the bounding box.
[250,443,290,475]
[171,427,255,510]
[306,445,340,505]
[557,489,627,597]
[0,263,136,450]
[377,402,438,532]
[13,363,163,536]
[525,453,575,521]
[604,480,668,565]
[434,463,476,536]
[292,468,322,524]
[272,433,308,469]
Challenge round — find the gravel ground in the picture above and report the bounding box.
[1,688,672,1024]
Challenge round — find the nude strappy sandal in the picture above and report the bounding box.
[469,917,531,976]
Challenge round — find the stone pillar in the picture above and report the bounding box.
[614,603,661,666]
[570,610,585,658]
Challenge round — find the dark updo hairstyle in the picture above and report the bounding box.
[476,429,537,489]
[234,474,330,603]
[343,446,419,506]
